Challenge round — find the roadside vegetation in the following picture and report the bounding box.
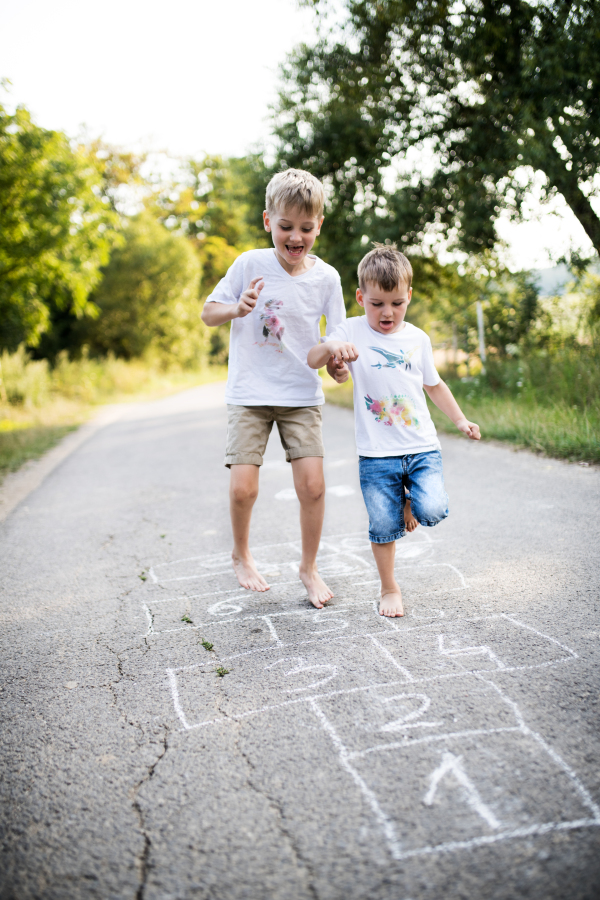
[325,343,600,463]
[0,348,226,479]
[2,6,600,486]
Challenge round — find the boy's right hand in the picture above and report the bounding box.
[326,340,359,363]
[236,277,264,318]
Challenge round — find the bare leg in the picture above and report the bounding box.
[371,541,404,617]
[291,456,333,609]
[229,464,270,592]
[404,498,418,533]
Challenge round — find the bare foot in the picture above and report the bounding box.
[404,499,418,533]
[379,587,404,617]
[299,565,334,609]
[232,552,270,592]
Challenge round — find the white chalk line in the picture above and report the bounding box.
[309,670,600,861]
[168,648,576,734]
[390,817,600,861]
[145,530,441,586]
[423,751,501,830]
[168,614,600,860]
[472,673,600,821]
[309,698,403,859]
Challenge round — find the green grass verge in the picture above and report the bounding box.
[324,379,600,463]
[0,364,228,484]
[0,424,79,479]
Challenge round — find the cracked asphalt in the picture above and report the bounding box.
[1,381,599,900]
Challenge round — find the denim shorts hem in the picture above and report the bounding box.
[369,531,404,544]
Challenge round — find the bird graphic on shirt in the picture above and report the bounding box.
[260,299,285,344]
[369,346,417,370]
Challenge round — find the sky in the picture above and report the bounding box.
[1,0,596,270]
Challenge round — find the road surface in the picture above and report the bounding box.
[1,382,599,899]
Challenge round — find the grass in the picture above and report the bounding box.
[0,349,227,483]
[0,423,79,478]
[324,348,600,464]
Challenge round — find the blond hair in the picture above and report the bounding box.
[265,169,325,217]
[358,243,413,292]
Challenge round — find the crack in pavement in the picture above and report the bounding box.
[216,687,321,900]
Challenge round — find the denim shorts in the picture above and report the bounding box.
[359,450,449,543]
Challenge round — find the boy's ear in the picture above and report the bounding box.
[316,215,324,234]
[406,287,413,304]
[263,210,271,232]
[356,288,365,308]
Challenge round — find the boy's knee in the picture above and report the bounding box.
[230,482,259,505]
[413,495,448,526]
[296,477,325,504]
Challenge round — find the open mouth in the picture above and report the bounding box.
[379,320,394,330]
[286,244,304,256]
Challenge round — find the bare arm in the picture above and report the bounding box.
[200,276,264,327]
[424,380,481,440]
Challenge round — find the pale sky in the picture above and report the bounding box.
[1,0,596,270]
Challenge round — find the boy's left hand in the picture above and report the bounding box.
[456,418,481,440]
[327,357,350,383]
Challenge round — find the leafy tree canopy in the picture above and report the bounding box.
[0,101,120,351]
[276,0,600,268]
[151,154,270,297]
[76,212,205,366]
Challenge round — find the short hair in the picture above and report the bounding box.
[358,243,413,292]
[265,168,325,218]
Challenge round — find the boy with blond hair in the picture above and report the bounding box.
[201,169,346,608]
[308,244,480,617]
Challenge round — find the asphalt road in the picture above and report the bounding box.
[1,382,599,900]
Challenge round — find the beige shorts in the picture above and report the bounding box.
[225,404,324,467]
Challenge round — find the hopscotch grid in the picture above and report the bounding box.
[148,541,595,864]
[146,531,442,586]
[168,652,576,734]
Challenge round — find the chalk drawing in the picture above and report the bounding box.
[423,751,501,830]
[137,531,598,863]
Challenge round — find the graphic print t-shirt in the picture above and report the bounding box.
[206,249,346,406]
[328,317,441,456]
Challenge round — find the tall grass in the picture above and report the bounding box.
[0,346,227,480]
[324,345,600,463]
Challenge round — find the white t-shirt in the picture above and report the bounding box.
[328,316,441,457]
[206,248,346,406]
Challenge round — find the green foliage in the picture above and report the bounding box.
[0,101,120,351]
[325,343,600,461]
[151,154,271,364]
[152,154,270,296]
[76,212,206,366]
[431,346,600,461]
[0,423,77,480]
[277,0,600,258]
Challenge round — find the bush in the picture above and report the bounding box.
[0,345,50,406]
[77,212,208,367]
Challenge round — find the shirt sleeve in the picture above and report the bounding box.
[326,320,350,343]
[324,273,346,335]
[421,335,440,386]
[205,253,245,305]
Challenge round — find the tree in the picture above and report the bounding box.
[276,0,600,260]
[152,154,270,297]
[0,101,119,351]
[77,212,206,366]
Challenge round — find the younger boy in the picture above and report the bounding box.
[201,169,346,608]
[307,244,480,617]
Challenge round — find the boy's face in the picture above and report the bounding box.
[263,206,324,272]
[356,281,413,334]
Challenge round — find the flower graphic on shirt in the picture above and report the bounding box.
[256,299,285,352]
[364,393,420,429]
[369,346,417,371]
